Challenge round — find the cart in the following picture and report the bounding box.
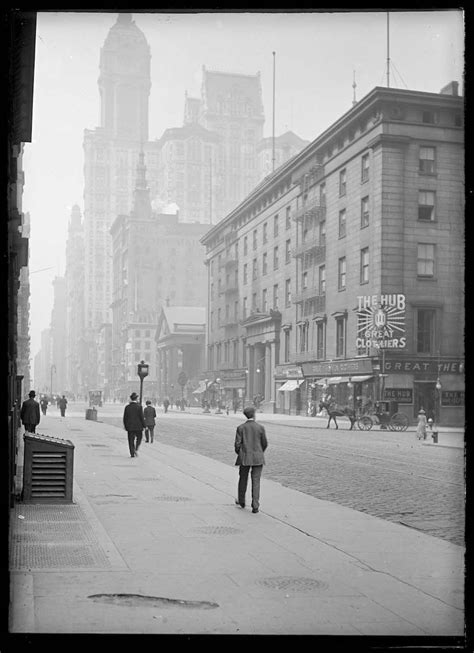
[357,401,409,432]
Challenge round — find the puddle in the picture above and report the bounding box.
[88,593,219,609]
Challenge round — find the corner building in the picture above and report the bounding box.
[201,82,464,425]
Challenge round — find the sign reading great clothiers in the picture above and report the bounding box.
[356,294,406,349]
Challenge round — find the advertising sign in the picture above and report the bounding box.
[441,391,464,406]
[383,388,413,403]
[356,294,406,350]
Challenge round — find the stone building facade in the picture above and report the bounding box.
[201,82,464,425]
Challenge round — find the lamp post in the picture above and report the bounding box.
[215,377,222,414]
[50,364,56,401]
[203,379,210,412]
[347,377,354,411]
[137,360,149,405]
[435,377,442,426]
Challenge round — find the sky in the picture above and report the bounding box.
[22,9,464,366]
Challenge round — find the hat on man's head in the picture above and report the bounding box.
[29,390,36,398]
[146,400,151,405]
[130,392,139,401]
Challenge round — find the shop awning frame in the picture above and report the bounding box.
[278,379,304,392]
[192,381,208,394]
[316,375,373,386]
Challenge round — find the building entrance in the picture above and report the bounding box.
[413,381,436,420]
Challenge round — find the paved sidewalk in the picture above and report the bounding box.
[9,413,465,637]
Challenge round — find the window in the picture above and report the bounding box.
[286,206,291,229]
[262,252,268,275]
[273,246,279,269]
[339,169,347,196]
[273,284,279,309]
[285,239,291,264]
[418,191,436,222]
[243,263,248,284]
[419,146,436,174]
[274,214,279,237]
[284,329,290,362]
[416,308,436,354]
[302,270,308,290]
[262,289,268,312]
[243,297,248,318]
[316,322,325,359]
[338,257,346,291]
[361,153,370,182]
[361,196,369,228]
[252,258,257,280]
[263,222,268,244]
[285,279,291,307]
[314,223,324,250]
[244,235,248,255]
[253,229,257,250]
[360,247,369,284]
[298,322,309,353]
[210,282,214,298]
[233,340,238,364]
[320,183,326,205]
[217,308,221,325]
[417,243,435,277]
[225,304,230,321]
[339,209,347,238]
[336,316,346,357]
[422,110,437,124]
[234,300,238,321]
[252,292,257,311]
[318,265,326,295]
[210,310,214,330]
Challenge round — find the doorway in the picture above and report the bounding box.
[413,381,436,420]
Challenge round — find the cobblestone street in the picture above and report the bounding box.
[101,410,465,547]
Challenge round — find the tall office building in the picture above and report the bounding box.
[65,204,85,396]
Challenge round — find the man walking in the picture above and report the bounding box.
[20,390,41,433]
[58,394,68,417]
[234,406,268,513]
[123,392,145,458]
[144,400,156,443]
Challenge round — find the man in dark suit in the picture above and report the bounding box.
[234,406,268,513]
[20,390,41,433]
[123,392,145,458]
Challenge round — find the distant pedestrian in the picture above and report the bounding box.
[40,395,48,415]
[144,400,156,443]
[416,408,427,440]
[234,406,268,514]
[123,392,145,458]
[163,397,170,413]
[59,395,68,417]
[20,390,41,433]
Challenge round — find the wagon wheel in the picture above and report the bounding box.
[358,416,373,431]
[389,412,409,431]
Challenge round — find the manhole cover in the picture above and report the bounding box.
[153,495,191,502]
[191,526,242,535]
[88,593,218,609]
[256,577,329,592]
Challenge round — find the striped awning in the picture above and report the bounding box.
[192,381,208,394]
[278,379,304,392]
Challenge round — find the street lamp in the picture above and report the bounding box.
[435,377,442,426]
[203,378,211,412]
[137,360,149,405]
[347,377,354,410]
[215,377,222,414]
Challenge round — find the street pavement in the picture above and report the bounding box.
[8,404,466,639]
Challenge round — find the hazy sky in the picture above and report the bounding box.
[22,9,464,365]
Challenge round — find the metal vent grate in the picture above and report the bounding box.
[31,452,67,499]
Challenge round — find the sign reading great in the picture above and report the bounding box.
[356,293,406,349]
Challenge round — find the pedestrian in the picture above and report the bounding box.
[144,400,156,443]
[163,397,170,413]
[416,408,427,440]
[40,395,48,415]
[234,406,268,514]
[58,394,68,417]
[123,392,145,458]
[20,390,41,434]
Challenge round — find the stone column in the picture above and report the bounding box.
[265,342,272,401]
[247,345,254,401]
[270,341,276,403]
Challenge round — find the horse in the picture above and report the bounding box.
[318,401,357,430]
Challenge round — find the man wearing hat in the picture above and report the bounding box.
[123,392,146,457]
[20,390,41,433]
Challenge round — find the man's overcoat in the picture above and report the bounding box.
[234,419,267,466]
[123,401,146,431]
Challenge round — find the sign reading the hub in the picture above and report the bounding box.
[356,294,406,349]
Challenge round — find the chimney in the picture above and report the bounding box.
[439,81,459,96]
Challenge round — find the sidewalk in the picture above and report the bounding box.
[9,413,465,637]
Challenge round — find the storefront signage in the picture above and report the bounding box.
[441,391,464,406]
[384,359,464,374]
[356,294,406,349]
[274,365,304,379]
[220,369,247,380]
[383,388,413,403]
[302,359,373,376]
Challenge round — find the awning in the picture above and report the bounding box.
[192,381,208,394]
[316,375,373,386]
[278,379,304,392]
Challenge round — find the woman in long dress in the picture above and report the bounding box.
[416,409,427,440]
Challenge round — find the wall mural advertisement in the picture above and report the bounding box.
[356,294,406,350]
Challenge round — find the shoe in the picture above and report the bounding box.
[130,454,135,458]
[252,508,259,513]
[235,499,245,508]
[134,451,138,457]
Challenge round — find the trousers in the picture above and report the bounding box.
[238,465,263,510]
[145,426,154,442]
[127,430,143,456]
